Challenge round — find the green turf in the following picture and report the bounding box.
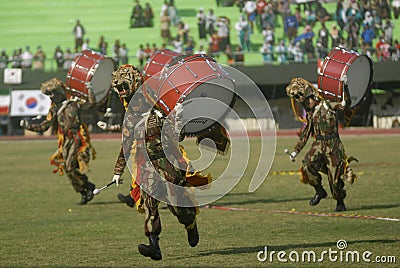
[0,134,399,267]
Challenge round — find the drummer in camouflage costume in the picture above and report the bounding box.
[20,78,96,205]
[106,64,201,261]
[286,78,357,212]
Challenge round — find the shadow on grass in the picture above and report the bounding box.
[90,200,124,205]
[195,239,400,256]
[212,194,311,207]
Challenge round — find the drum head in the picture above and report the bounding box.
[91,57,115,103]
[181,77,235,135]
[346,55,372,107]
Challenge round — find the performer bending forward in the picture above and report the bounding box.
[106,65,201,261]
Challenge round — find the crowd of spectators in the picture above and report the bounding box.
[1,0,400,71]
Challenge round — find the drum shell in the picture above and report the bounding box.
[66,49,115,104]
[318,47,373,108]
[143,50,236,135]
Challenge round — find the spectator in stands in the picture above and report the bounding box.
[361,23,375,48]
[335,0,347,31]
[10,49,22,68]
[82,38,90,51]
[279,0,291,25]
[276,40,287,64]
[168,2,180,26]
[98,35,108,55]
[317,22,329,59]
[330,24,340,48]
[130,0,144,28]
[262,24,275,46]
[197,7,207,41]
[184,38,195,55]
[53,46,64,69]
[72,19,85,52]
[290,41,304,63]
[208,30,220,55]
[377,0,391,21]
[63,48,74,69]
[260,40,273,64]
[233,45,244,65]
[160,10,172,44]
[143,2,154,27]
[0,50,8,69]
[392,39,400,61]
[261,5,275,30]
[225,44,235,65]
[304,4,316,28]
[206,9,217,37]
[294,7,304,27]
[216,17,230,52]
[235,15,251,51]
[382,19,395,45]
[172,35,183,53]
[345,12,360,50]
[112,39,121,65]
[316,2,331,23]
[243,0,257,33]
[303,25,315,60]
[120,43,129,65]
[33,46,46,70]
[284,13,298,43]
[177,21,189,44]
[375,37,391,61]
[144,43,152,60]
[256,0,268,32]
[393,0,400,19]
[21,46,33,69]
[136,44,147,68]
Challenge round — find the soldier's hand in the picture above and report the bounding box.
[97,121,108,130]
[20,119,27,128]
[112,174,123,186]
[289,151,297,162]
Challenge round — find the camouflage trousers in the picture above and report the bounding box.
[300,139,347,201]
[139,157,197,237]
[62,136,93,193]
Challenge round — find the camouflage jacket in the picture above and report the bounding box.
[294,100,341,153]
[26,100,81,135]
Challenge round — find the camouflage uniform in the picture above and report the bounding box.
[286,78,356,212]
[139,108,198,237]
[23,78,96,205]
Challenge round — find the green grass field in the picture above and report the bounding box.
[6,0,396,69]
[0,134,399,267]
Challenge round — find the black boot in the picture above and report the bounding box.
[309,185,328,206]
[78,182,95,205]
[117,193,135,208]
[335,200,346,212]
[138,234,162,261]
[186,222,199,247]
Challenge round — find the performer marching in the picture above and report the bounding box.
[285,77,357,212]
[20,78,97,205]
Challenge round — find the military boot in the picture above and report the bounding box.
[138,234,162,261]
[78,191,88,205]
[309,185,328,206]
[186,222,199,247]
[117,193,135,208]
[335,200,347,212]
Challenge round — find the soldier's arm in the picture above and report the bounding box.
[24,106,56,133]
